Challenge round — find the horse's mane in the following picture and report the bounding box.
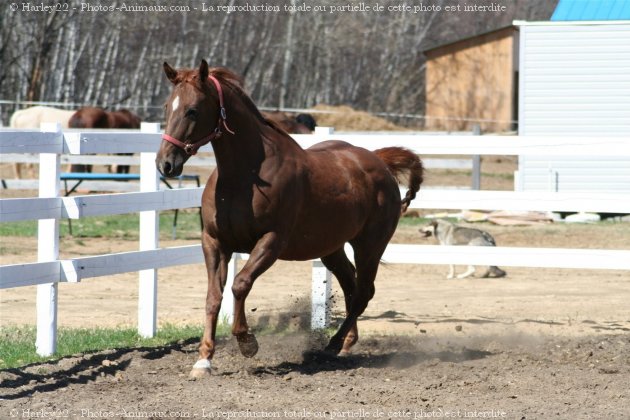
[208,67,290,137]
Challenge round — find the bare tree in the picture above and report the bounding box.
[0,0,558,126]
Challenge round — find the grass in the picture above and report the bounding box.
[0,211,443,236]
[0,323,232,370]
[431,169,514,180]
[0,210,202,240]
[398,216,456,226]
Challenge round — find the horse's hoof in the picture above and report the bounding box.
[189,359,212,378]
[324,341,343,355]
[189,368,211,379]
[237,333,259,358]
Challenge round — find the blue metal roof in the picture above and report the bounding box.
[551,0,630,20]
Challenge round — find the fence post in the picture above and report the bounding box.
[138,123,161,338]
[311,260,332,329]
[36,122,62,356]
[513,170,521,191]
[219,255,239,325]
[471,125,481,190]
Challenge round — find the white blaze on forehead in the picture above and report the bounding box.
[172,95,180,111]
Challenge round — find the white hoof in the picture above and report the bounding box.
[189,359,212,378]
[338,350,352,358]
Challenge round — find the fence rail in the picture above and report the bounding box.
[1,153,472,191]
[1,124,629,356]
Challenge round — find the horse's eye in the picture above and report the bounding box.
[185,108,198,120]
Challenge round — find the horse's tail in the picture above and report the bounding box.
[374,147,424,212]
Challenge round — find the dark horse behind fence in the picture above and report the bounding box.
[261,111,317,134]
[156,60,424,378]
[69,107,141,173]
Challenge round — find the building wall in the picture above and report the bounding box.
[518,23,630,193]
[425,27,517,133]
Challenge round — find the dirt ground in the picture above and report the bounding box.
[1,221,629,419]
[1,332,628,419]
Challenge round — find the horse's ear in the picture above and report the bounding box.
[199,59,209,81]
[164,62,179,84]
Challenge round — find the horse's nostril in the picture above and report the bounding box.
[157,160,173,176]
[162,161,172,176]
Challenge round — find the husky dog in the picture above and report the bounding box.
[420,219,507,279]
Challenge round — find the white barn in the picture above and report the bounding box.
[515,0,630,193]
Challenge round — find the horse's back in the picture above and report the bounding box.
[305,140,401,212]
[109,110,141,128]
[278,140,401,259]
[306,140,396,182]
[69,107,109,128]
[46,109,74,128]
[10,106,74,129]
[9,108,31,128]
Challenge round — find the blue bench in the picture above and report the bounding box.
[60,172,200,195]
[61,172,202,238]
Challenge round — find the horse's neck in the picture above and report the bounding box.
[210,93,306,182]
[211,117,266,182]
[212,115,303,184]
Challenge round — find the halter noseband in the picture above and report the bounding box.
[162,75,235,155]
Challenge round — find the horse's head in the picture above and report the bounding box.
[296,113,317,132]
[157,60,229,177]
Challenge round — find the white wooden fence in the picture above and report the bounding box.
[1,130,479,191]
[1,124,630,357]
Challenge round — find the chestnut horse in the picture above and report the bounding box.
[156,60,424,378]
[69,107,141,173]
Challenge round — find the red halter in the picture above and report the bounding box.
[161,75,235,155]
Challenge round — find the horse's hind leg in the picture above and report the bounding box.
[325,244,382,355]
[321,248,359,354]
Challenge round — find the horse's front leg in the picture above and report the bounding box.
[190,232,231,378]
[232,232,283,358]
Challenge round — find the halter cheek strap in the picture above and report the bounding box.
[162,75,235,156]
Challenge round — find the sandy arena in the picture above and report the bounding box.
[1,220,629,419]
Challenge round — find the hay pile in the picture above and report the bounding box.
[311,104,408,132]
